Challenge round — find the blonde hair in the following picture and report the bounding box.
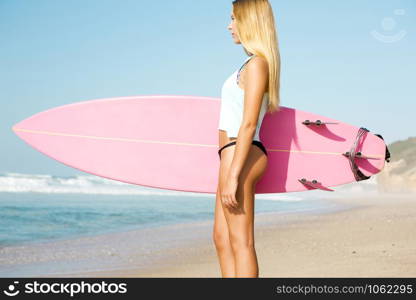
[232,0,281,113]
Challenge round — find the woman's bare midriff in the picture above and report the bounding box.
[219,129,237,149]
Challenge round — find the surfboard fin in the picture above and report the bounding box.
[298,178,334,191]
[302,119,339,126]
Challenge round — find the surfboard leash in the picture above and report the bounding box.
[344,127,391,182]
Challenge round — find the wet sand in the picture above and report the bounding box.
[57,192,416,278]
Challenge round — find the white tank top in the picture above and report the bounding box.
[218,55,269,142]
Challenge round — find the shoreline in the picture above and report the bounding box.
[2,192,415,278]
[0,195,349,277]
[45,192,416,278]
[62,192,416,278]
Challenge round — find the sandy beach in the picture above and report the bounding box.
[55,192,415,278]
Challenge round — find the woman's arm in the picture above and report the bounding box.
[229,56,269,179]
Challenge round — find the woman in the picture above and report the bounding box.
[213,0,281,278]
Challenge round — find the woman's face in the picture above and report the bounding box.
[228,11,241,44]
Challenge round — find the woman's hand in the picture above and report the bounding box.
[220,173,239,208]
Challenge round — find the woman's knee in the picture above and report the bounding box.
[212,229,231,251]
[229,231,255,252]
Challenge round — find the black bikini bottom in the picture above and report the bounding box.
[218,140,268,159]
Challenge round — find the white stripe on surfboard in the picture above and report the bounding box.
[12,128,385,158]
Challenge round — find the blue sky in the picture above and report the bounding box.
[1,0,415,176]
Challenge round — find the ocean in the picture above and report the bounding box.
[0,172,353,247]
[0,172,379,276]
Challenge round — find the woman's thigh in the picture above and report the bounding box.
[218,143,268,244]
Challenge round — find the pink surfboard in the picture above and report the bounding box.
[12,95,389,194]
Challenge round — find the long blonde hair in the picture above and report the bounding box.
[232,0,281,113]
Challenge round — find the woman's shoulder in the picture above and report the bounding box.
[248,55,268,71]
[245,55,269,82]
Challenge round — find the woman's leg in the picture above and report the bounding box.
[219,143,268,277]
[213,184,236,277]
